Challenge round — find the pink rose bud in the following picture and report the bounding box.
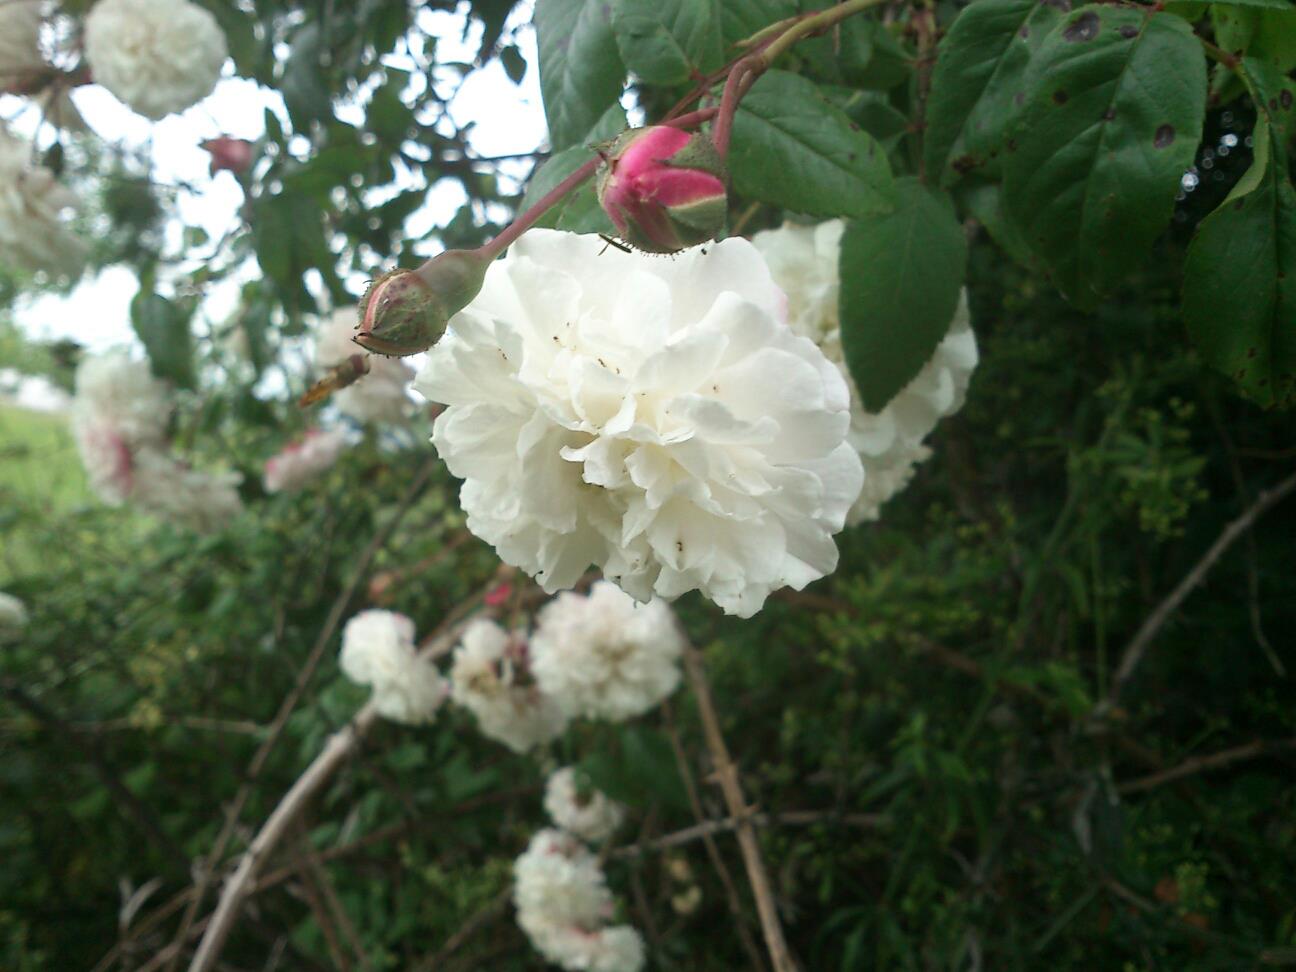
[596,126,728,254]
[201,137,254,176]
[355,249,490,357]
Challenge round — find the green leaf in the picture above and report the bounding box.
[729,70,894,219]
[924,0,1070,186]
[279,24,333,131]
[720,0,797,47]
[1002,7,1206,305]
[1241,55,1296,150]
[1211,7,1296,70]
[521,105,625,235]
[611,0,723,86]
[500,44,528,85]
[1183,125,1296,410]
[535,0,626,149]
[839,177,968,411]
[960,180,1039,270]
[130,290,195,390]
[1205,0,1293,9]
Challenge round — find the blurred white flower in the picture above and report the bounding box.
[263,428,347,494]
[339,610,446,725]
[70,352,242,531]
[83,0,227,120]
[0,1,43,89]
[0,592,28,630]
[449,619,567,753]
[416,230,863,618]
[543,767,624,843]
[523,921,646,972]
[0,126,87,279]
[514,828,644,972]
[752,220,979,524]
[72,351,170,447]
[129,449,244,533]
[315,308,415,423]
[532,581,683,722]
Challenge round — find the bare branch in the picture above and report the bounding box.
[1117,738,1296,795]
[1100,469,1296,715]
[682,645,800,972]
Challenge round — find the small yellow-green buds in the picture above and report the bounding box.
[356,248,490,357]
[596,126,729,254]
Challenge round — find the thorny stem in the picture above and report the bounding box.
[711,0,893,157]
[472,106,718,262]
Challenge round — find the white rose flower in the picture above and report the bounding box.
[514,828,645,972]
[752,219,979,524]
[415,230,863,618]
[83,0,228,120]
[514,828,613,928]
[523,921,646,972]
[72,351,171,447]
[339,610,446,726]
[0,1,43,88]
[263,428,348,494]
[0,592,28,631]
[315,307,415,423]
[71,352,171,504]
[69,352,242,529]
[531,581,683,722]
[0,126,87,279]
[129,448,244,533]
[543,767,624,843]
[449,619,567,753]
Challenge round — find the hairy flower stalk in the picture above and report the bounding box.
[356,110,720,359]
[355,250,491,357]
[596,126,728,253]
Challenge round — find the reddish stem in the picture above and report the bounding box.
[473,107,718,261]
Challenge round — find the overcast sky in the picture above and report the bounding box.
[5,1,547,357]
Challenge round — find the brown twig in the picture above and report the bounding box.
[1099,469,1296,716]
[613,810,886,859]
[294,820,369,969]
[662,699,769,972]
[407,887,513,972]
[1117,738,1296,795]
[185,609,479,972]
[682,645,800,972]
[165,458,439,970]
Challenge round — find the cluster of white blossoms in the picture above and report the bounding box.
[416,230,863,618]
[531,581,683,722]
[0,126,87,280]
[449,619,568,753]
[514,828,645,972]
[0,0,43,89]
[71,352,243,530]
[83,0,228,120]
[543,767,624,844]
[263,428,348,494]
[752,219,979,524]
[0,593,28,632]
[315,308,416,424]
[339,610,446,725]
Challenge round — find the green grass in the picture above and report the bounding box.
[0,403,91,584]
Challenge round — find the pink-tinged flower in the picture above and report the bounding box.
[596,126,727,254]
[74,418,134,504]
[483,582,513,608]
[263,427,347,494]
[201,137,253,176]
